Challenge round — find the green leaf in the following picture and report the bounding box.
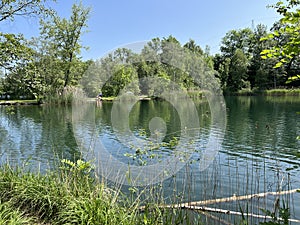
[273,30,280,36]
[260,49,270,55]
[286,75,300,83]
[274,61,283,68]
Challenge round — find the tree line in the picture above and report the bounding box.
[0,0,299,101]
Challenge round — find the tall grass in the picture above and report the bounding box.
[0,154,297,224]
[0,159,201,224]
[45,86,86,105]
[0,161,136,224]
[230,88,300,96]
[263,88,300,96]
[0,200,33,225]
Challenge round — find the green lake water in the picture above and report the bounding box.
[0,96,299,223]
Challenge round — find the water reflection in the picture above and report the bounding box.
[0,105,80,170]
[0,97,299,174]
[0,96,299,222]
[223,96,300,165]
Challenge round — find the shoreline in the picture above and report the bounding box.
[1,89,299,106]
[227,88,300,96]
[0,100,40,106]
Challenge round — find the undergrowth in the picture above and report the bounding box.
[0,159,200,225]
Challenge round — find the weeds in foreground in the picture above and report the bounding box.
[0,200,33,225]
[0,159,204,225]
[237,199,291,225]
[0,159,295,225]
[0,160,137,224]
[259,201,290,225]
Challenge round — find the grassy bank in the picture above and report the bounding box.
[263,88,300,96]
[0,158,298,224]
[0,100,39,106]
[3,88,298,106]
[0,160,135,224]
[100,89,300,100]
[232,88,300,96]
[0,160,200,225]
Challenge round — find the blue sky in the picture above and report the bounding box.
[1,0,280,60]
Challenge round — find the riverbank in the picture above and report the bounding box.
[230,88,300,96]
[1,89,299,106]
[100,89,300,100]
[0,100,40,106]
[0,160,195,225]
[95,95,151,101]
[0,160,137,224]
[1,159,299,224]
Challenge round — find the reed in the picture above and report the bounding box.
[227,88,300,96]
[0,159,202,224]
[263,88,300,96]
[45,86,86,105]
[0,151,299,224]
[0,200,33,225]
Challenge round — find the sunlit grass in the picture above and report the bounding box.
[230,88,300,96]
[0,154,296,224]
[0,200,33,225]
[0,160,200,224]
[264,88,300,96]
[0,161,136,224]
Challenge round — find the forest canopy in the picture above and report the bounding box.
[0,0,299,101]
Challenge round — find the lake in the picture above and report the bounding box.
[0,96,299,223]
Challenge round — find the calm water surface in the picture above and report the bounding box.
[0,96,299,223]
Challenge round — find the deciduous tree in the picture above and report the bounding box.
[261,0,300,83]
[40,1,90,89]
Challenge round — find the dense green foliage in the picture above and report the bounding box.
[214,25,293,92]
[0,1,90,102]
[81,36,216,98]
[261,0,300,84]
[0,0,299,101]
[0,160,136,224]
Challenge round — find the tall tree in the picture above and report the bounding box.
[220,28,254,58]
[40,1,90,89]
[183,39,203,55]
[228,49,249,92]
[1,1,90,101]
[213,54,230,89]
[261,0,300,83]
[247,24,282,89]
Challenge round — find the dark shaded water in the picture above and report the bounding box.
[0,96,299,223]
